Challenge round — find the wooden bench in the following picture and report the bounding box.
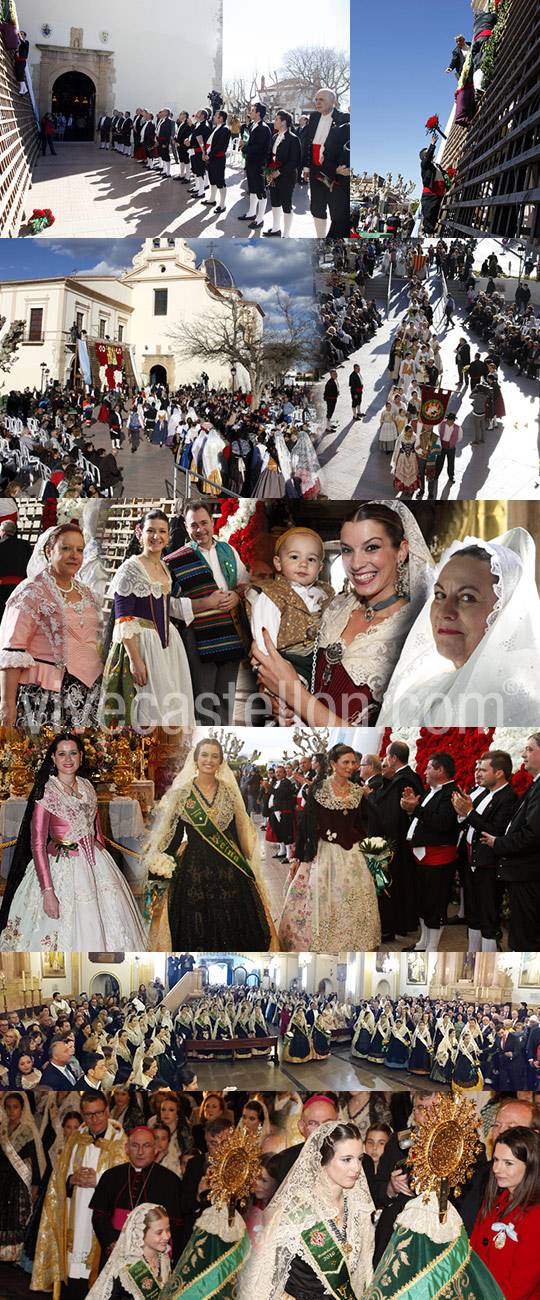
[182,1035,279,1065]
[331,1027,354,1044]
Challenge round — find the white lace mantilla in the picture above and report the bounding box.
[1,570,100,669]
[314,777,363,810]
[318,592,415,700]
[108,555,172,599]
[40,775,98,842]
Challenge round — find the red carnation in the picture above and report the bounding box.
[426,116,439,130]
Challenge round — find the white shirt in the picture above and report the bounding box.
[407,781,453,859]
[313,112,334,148]
[200,540,249,590]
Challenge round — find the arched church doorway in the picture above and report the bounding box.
[89,972,121,998]
[149,364,168,387]
[52,71,96,140]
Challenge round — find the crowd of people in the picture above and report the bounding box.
[93,88,350,239]
[1,726,540,954]
[0,378,325,502]
[1,980,539,1093]
[0,1084,539,1299]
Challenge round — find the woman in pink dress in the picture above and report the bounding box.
[0,523,103,729]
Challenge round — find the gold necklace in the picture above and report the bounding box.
[331,776,350,798]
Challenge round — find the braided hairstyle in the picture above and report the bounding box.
[0,733,89,935]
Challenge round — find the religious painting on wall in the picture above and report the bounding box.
[520,953,540,987]
[406,953,427,984]
[375,954,388,973]
[459,953,476,982]
[41,952,66,978]
[88,953,126,963]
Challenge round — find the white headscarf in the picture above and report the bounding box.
[379,527,540,725]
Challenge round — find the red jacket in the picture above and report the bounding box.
[471,1189,540,1300]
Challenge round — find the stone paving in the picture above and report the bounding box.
[318,269,540,501]
[23,143,318,240]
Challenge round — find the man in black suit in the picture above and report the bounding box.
[155,108,174,177]
[358,753,384,794]
[202,110,231,213]
[420,135,446,234]
[373,741,425,937]
[453,749,519,953]
[455,337,471,388]
[401,752,460,951]
[481,734,540,949]
[302,88,350,236]
[39,1034,79,1088]
[98,113,112,149]
[323,371,339,430]
[268,765,297,862]
[238,101,272,229]
[497,1020,527,1090]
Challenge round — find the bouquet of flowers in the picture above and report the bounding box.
[142,851,175,927]
[263,162,279,185]
[425,115,447,141]
[443,167,457,190]
[28,208,55,235]
[360,835,395,896]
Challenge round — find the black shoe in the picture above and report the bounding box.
[248,219,263,228]
[201,199,215,205]
[238,213,253,220]
[214,206,226,213]
[263,229,282,237]
[446,915,465,926]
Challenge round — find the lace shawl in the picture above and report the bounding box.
[86,1203,170,1300]
[318,592,418,699]
[0,570,100,670]
[108,555,172,600]
[314,777,363,811]
[39,776,98,842]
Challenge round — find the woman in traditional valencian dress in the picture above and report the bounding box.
[0,733,147,951]
[252,502,434,727]
[87,1203,171,1300]
[0,523,103,729]
[451,1027,484,1093]
[385,1017,412,1070]
[0,1093,45,1263]
[408,1015,433,1076]
[283,1006,313,1063]
[241,1121,374,1300]
[145,737,277,950]
[350,1007,376,1062]
[279,744,381,952]
[100,509,194,729]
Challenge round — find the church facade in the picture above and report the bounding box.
[0,237,262,391]
[18,1,223,133]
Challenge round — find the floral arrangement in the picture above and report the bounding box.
[481,0,510,93]
[214,498,267,567]
[379,727,533,795]
[147,852,176,879]
[425,115,447,141]
[360,836,395,897]
[28,208,55,235]
[443,167,457,190]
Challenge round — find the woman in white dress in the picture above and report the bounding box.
[0,733,147,951]
[100,509,194,729]
[380,527,540,725]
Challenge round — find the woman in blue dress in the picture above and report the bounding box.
[385,1017,411,1069]
[408,1015,433,1075]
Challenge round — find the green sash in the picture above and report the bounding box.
[161,1225,250,1300]
[367,1223,473,1300]
[297,1215,355,1300]
[126,1258,162,1300]
[181,787,256,883]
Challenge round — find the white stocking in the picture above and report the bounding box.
[271,205,283,232]
[425,927,442,952]
[283,211,294,237]
[256,197,267,222]
[219,187,227,208]
[313,216,328,238]
[209,185,217,202]
[246,193,258,218]
[482,938,497,952]
[468,929,482,953]
[414,920,428,950]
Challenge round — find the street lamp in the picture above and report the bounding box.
[40,362,47,393]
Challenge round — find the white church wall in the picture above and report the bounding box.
[20,1,223,122]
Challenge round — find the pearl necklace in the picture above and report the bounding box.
[331,777,350,799]
[51,572,86,628]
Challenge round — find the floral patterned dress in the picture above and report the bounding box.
[278,778,381,952]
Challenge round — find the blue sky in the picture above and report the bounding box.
[352,0,474,194]
[0,238,317,331]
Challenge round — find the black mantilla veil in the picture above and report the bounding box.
[0,732,89,935]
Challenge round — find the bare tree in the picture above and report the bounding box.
[222,76,260,113]
[167,292,317,408]
[279,45,350,107]
[0,319,25,385]
[281,727,330,760]
[207,727,261,766]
